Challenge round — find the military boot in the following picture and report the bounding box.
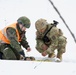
[24,56,35,61]
[48,53,56,58]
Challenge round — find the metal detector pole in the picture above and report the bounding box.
[49,0,76,43]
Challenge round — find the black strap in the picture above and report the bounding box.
[43,25,54,38]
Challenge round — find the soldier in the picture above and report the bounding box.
[35,19,67,62]
[0,16,34,60]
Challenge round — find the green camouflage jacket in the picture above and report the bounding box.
[5,23,30,52]
[36,24,67,53]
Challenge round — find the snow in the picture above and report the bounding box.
[0,60,76,75]
[0,0,76,75]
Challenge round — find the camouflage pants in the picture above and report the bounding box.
[0,44,17,60]
[0,52,3,59]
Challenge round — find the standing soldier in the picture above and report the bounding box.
[0,16,34,60]
[35,19,67,62]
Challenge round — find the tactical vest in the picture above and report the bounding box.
[0,23,21,44]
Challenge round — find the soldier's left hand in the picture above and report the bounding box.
[27,47,31,52]
[42,51,47,56]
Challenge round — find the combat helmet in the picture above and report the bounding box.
[35,19,48,31]
[17,16,31,28]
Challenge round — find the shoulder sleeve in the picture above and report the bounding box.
[6,27,22,52]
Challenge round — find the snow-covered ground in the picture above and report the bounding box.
[0,0,76,75]
[0,60,76,75]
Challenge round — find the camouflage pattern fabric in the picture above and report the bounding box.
[35,24,67,61]
[0,24,30,60]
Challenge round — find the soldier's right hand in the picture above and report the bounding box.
[42,44,48,51]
